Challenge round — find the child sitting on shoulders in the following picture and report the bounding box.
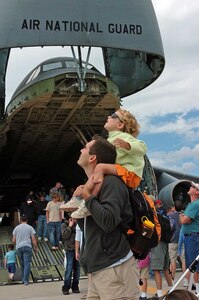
[63,108,147,219]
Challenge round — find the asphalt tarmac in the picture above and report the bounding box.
[0,271,192,300]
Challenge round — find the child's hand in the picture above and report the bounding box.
[113,138,131,150]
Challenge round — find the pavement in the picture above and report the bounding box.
[0,271,193,300]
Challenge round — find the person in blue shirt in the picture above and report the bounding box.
[4,244,16,282]
[180,181,199,295]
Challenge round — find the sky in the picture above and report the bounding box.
[5,0,199,177]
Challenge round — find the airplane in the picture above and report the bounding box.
[0,0,198,214]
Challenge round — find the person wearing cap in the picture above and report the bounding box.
[20,197,38,229]
[180,181,199,295]
[12,214,38,285]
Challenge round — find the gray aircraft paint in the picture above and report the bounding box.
[0,0,164,57]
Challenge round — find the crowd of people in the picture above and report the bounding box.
[2,108,199,300]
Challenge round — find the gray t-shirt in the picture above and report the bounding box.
[13,223,36,249]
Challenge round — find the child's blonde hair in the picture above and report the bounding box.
[118,108,140,137]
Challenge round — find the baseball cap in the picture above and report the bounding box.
[191,181,199,190]
[155,199,162,206]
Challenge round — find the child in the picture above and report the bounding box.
[138,254,150,300]
[4,244,16,282]
[63,108,147,218]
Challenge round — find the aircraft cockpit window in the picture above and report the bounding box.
[43,62,63,72]
[64,61,93,70]
[26,66,41,84]
[64,61,77,69]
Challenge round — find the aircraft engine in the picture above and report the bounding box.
[153,168,192,209]
[159,180,191,209]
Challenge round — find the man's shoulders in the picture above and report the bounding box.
[104,175,125,185]
[103,175,128,195]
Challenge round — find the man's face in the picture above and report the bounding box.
[77,140,95,168]
[188,186,199,196]
[56,182,62,189]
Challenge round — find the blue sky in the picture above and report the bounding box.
[5,0,199,177]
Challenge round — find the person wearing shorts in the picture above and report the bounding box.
[150,241,173,298]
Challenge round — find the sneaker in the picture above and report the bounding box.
[59,196,83,212]
[72,287,80,293]
[44,237,48,242]
[62,285,70,295]
[71,201,91,219]
[51,246,57,250]
[38,237,42,241]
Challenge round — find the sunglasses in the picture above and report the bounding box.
[110,112,123,123]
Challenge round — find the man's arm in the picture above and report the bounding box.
[179,213,192,224]
[46,210,49,223]
[85,176,128,233]
[12,235,16,245]
[31,234,38,252]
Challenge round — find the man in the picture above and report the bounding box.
[12,214,38,285]
[49,181,66,202]
[61,217,80,295]
[74,135,139,300]
[180,181,199,295]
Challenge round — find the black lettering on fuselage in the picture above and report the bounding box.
[108,23,142,34]
[21,19,40,30]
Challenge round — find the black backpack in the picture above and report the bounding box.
[123,189,159,259]
[157,213,176,243]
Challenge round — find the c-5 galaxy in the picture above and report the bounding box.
[0,1,197,213]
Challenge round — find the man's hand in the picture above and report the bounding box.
[68,218,76,227]
[73,185,85,197]
[81,177,95,200]
[113,138,131,150]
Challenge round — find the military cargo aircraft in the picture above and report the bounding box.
[0,0,198,213]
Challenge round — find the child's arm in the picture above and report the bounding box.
[113,138,131,150]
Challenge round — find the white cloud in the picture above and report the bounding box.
[149,144,199,174]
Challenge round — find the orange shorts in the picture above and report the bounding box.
[115,164,141,189]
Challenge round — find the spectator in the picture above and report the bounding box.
[138,254,150,300]
[73,135,139,299]
[12,214,38,285]
[177,228,188,287]
[46,192,62,250]
[167,201,183,281]
[49,182,66,202]
[150,201,173,297]
[20,198,38,229]
[179,181,199,295]
[36,193,48,242]
[25,190,38,201]
[4,244,16,282]
[148,289,198,300]
[61,217,80,295]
